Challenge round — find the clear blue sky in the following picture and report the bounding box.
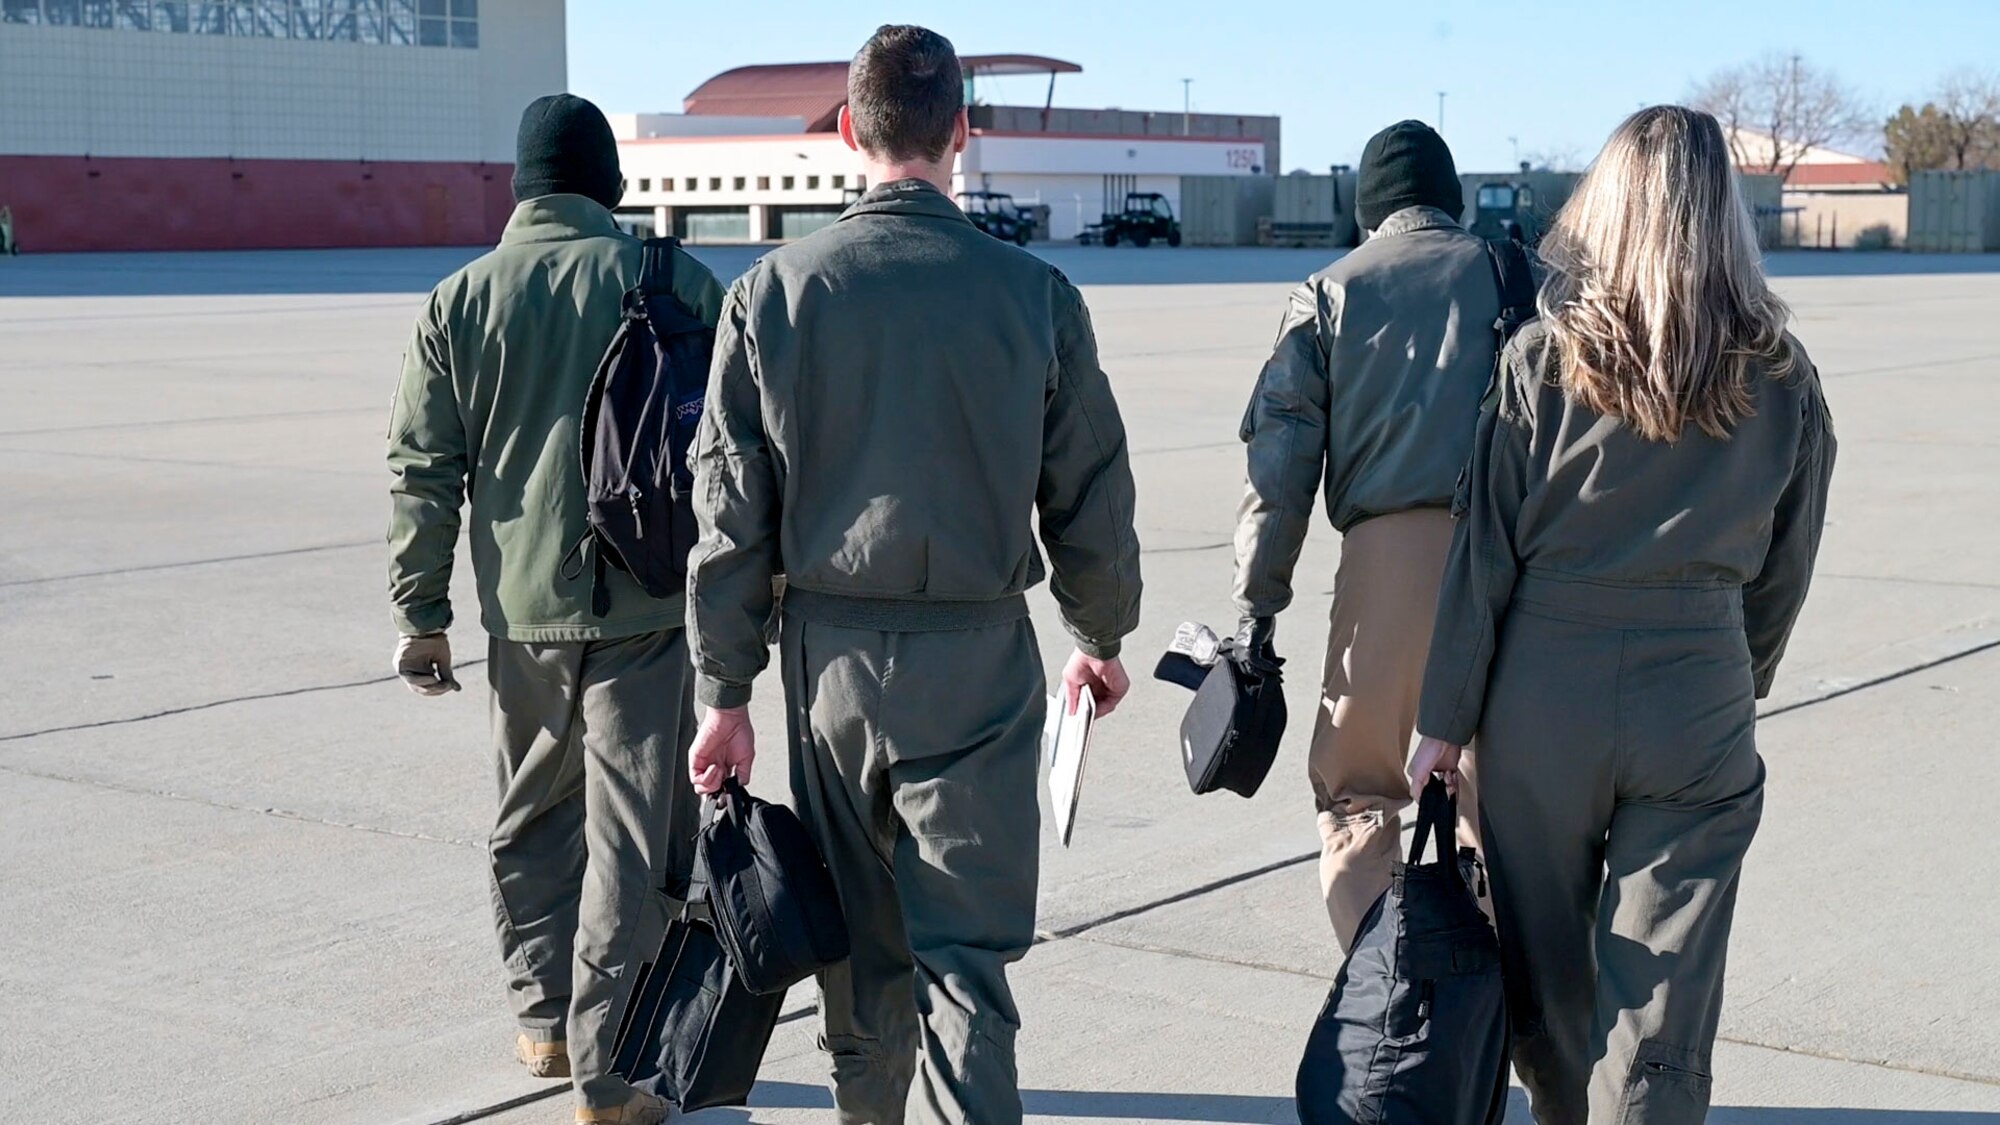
[568,0,2000,172]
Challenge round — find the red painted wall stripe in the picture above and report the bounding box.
[0,155,517,253]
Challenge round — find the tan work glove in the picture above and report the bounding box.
[395,632,460,696]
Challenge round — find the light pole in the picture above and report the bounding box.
[1182,78,1193,136]
[1436,91,1447,130]
[1509,135,1519,167]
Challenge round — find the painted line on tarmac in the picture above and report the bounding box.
[0,539,376,587]
[0,660,487,744]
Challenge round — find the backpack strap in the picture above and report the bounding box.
[638,236,680,297]
[1483,237,1537,344]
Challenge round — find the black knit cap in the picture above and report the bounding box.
[512,94,623,209]
[1356,120,1462,230]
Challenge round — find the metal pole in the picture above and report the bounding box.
[1182,79,1192,136]
[1437,91,1447,129]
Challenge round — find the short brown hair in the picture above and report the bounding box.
[847,25,963,163]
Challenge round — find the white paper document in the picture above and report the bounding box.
[1044,689,1097,847]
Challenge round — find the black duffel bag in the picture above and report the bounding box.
[610,779,849,1111]
[696,777,850,995]
[1296,779,1508,1125]
[609,893,784,1112]
[1156,622,1287,798]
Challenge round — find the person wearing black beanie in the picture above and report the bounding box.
[1356,119,1463,230]
[1233,118,1518,960]
[392,87,728,1125]
[512,92,624,209]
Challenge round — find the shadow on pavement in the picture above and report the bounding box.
[1763,251,2000,278]
[1505,1088,2000,1124]
[4,244,1994,302]
[736,1079,1298,1122]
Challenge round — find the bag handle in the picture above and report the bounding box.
[1407,778,1463,889]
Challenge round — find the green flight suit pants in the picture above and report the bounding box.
[780,613,1046,1125]
[486,628,701,1111]
[1476,577,1764,1125]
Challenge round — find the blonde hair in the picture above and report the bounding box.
[1538,105,1796,442]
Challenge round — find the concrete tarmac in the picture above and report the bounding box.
[3,244,1997,1124]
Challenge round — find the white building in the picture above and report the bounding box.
[0,0,566,251]
[613,55,1280,243]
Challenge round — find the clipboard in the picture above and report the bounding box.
[1044,689,1096,847]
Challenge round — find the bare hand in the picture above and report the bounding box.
[1407,735,1463,799]
[689,706,755,795]
[394,632,459,697]
[1062,650,1131,717]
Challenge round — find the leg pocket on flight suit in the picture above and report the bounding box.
[1616,1040,1713,1125]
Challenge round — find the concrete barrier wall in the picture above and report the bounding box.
[1909,171,2000,252]
[1178,175,1275,246]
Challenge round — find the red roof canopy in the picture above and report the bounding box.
[684,55,1082,132]
[1783,161,1894,187]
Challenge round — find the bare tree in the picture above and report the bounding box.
[1933,67,2000,170]
[1688,52,1874,182]
[1520,146,1585,173]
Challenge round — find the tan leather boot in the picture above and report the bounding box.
[514,1033,570,1079]
[574,1089,669,1124]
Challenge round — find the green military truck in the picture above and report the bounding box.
[1467,180,1544,246]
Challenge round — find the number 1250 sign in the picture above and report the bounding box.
[1225,148,1261,170]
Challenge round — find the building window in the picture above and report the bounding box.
[683,178,696,192]
[661,179,674,193]
[782,176,795,190]
[0,0,479,46]
[637,178,651,193]
[831,175,844,189]
[709,177,722,191]
[733,176,746,190]
[757,176,770,190]
[807,175,820,189]
[856,176,867,190]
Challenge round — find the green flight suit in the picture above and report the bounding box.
[687,180,1142,1125]
[1420,322,1836,1124]
[385,194,723,1112]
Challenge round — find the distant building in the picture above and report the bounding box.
[613,55,1281,243]
[0,0,565,252]
[1725,128,1904,249]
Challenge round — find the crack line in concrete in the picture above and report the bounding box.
[0,444,378,479]
[1819,571,2000,592]
[1760,637,2000,720]
[422,1005,820,1125]
[0,760,485,848]
[0,539,377,587]
[0,405,377,439]
[0,660,488,744]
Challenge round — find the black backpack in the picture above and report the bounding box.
[562,237,714,616]
[1296,780,1508,1125]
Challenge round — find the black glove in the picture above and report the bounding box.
[1235,616,1277,662]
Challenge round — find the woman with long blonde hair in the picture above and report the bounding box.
[1407,105,1836,1124]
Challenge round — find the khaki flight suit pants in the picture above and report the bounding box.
[1479,576,1764,1125]
[486,629,701,1112]
[1310,507,1480,950]
[781,612,1045,1125]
